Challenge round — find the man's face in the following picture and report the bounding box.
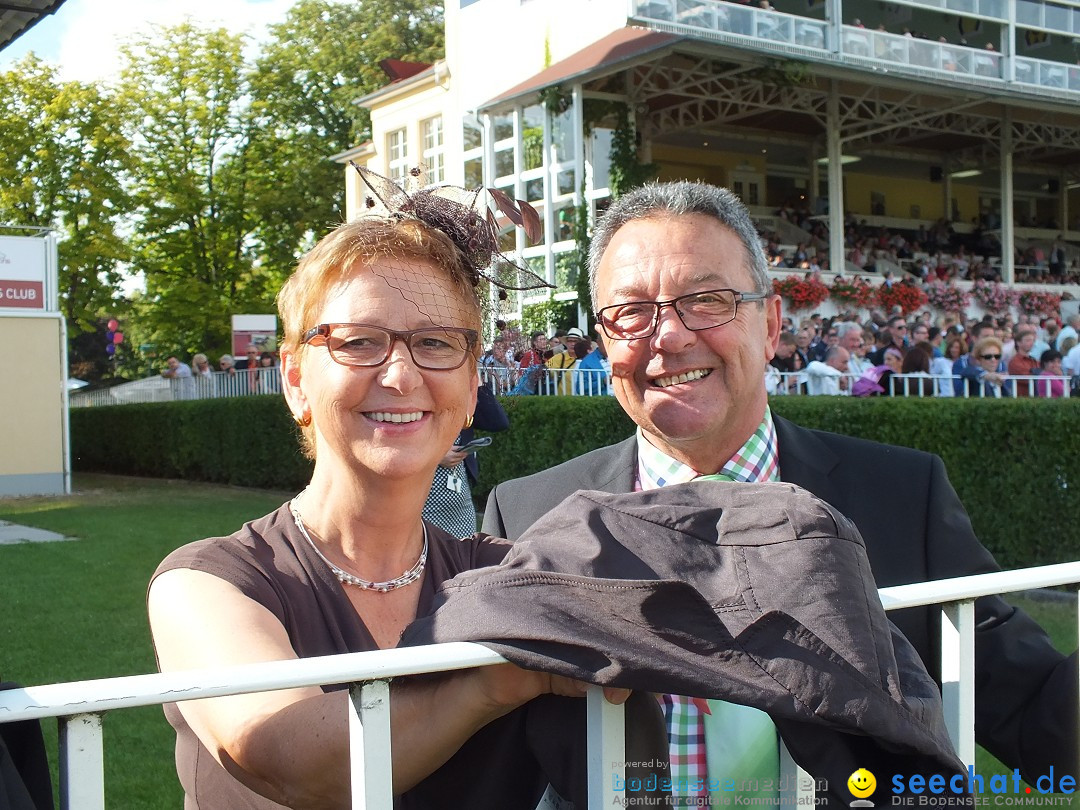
[825,328,839,347]
[492,341,508,361]
[167,357,179,370]
[840,329,864,356]
[595,214,780,469]
[564,335,580,351]
[246,347,259,361]
[1018,332,1036,353]
[774,341,796,360]
[889,321,907,346]
[826,348,850,373]
[912,324,929,343]
[796,328,812,349]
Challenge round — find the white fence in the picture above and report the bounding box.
[68,367,1074,407]
[2,563,1078,809]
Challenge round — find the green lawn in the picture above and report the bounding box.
[0,474,290,809]
[0,474,1075,806]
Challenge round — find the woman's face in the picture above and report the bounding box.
[260,355,274,367]
[284,258,478,481]
[947,341,962,359]
[977,345,1002,372]
[885,351,903,372]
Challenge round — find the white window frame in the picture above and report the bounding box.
[422,117,445,184]
[387,128,409,182]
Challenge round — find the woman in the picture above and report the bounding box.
[966,336,1012,397]
[256,350,281,394]
[896,344,935,397]
[1007,326,1040,397]
[1035,349,1067,398]
[148,203,623,808]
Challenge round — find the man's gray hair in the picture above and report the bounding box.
[835,321,863,341]
[587,181,770,311]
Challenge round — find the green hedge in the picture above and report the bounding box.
[71,396,1080,568]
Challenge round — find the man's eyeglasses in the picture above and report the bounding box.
[302,323,478,370]
[980,353,1002,360]
[595,288,771,341]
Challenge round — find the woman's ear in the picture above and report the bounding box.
[280,348,309,423]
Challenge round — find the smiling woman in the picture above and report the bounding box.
[144,183,612,808]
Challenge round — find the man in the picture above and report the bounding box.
[911,321,930,346]
[804,345,850,395]
[480,338,518,395]
[836,321,871,377]
[1055,314,1080,352]
[234,344,260,370]
[547,327,584,395]
[161,356,192,379]
[484,181,1075,797]
[807,324,838,363]
[575,326,611,396]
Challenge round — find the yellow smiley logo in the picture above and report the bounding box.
[847,768,876,799]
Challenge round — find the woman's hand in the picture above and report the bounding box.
[468,662,631,718]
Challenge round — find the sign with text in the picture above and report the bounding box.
[0,236,49,311]
[231,314,278,357]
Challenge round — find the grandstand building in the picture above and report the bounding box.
[336,0,1080,320]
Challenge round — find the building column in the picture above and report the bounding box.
[827,82,845,274]
[1000,109,1015,284]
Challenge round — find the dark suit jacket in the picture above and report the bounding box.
[482,416,1077,783]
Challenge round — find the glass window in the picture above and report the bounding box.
[463,114,483,152]
[387,128,408,182]
[551,107,574,164]
[495,148,515,179]
[556,169,576,197]
[422,117,444,184]
[464,157,483,188]
[525,177,544,203]
[589,128,614,191]
[493,114,514,141]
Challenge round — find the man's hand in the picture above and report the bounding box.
[439,448,469,468]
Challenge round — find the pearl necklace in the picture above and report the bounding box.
[289,499,428,593]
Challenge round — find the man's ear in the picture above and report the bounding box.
[763,295,782,363]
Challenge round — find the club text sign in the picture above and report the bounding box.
[0,236,49,311]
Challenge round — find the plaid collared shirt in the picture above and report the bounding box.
[635,407,780,803]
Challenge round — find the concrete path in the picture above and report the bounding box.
[0,520,74,545]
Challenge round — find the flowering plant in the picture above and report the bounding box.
[829,277,875,309]
[876,281,927,315]
[773,275,829,311]
[971,280,1017,314]
[1017,290,1062,318]
[923,281,970,314]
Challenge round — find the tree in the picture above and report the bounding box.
[0,56,133,358]
[118,23,267,359]
[247,0,444,271]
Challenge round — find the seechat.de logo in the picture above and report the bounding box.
[849,768,877,807]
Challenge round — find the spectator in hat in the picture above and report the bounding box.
[547,326,585,395]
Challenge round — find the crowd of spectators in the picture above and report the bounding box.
[768,308,1078,398]
[160,345,281,397]
[759,204,1079,286]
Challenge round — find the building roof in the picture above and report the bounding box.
[379,59,432,82]
[482,27,681,110]
[0,0,67,54]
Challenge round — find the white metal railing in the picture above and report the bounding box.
[629,0,1080,96]
[69,369,281,408]
[2,564,1079,808]
[768,370,1072,398]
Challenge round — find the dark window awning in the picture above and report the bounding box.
[480,27,681,111]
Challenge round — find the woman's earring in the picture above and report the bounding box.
[463,414,474,429]
[294,412,312,427]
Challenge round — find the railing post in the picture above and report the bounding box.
[940,600,976,764]
[59,713,105,810]
[586,686,625,810]
[349,680,393,810]
[779,741,815,804]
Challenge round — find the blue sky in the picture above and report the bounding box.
[0,0,296,82]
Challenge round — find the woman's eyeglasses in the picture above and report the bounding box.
[980,353,1002,360]
[302,323,478,370]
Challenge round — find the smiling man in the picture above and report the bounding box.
[482,181,1076,801]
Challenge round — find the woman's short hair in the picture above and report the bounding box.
[1040,349,1062,368]
[972,336,1003,358]
[944,335,967,358]
[277,217,482,359]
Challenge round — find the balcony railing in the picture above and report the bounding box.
[629,0,1080,96]
[2,563,1078,808]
